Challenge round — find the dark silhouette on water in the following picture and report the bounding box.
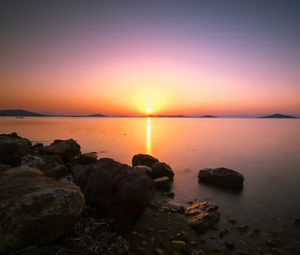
[260,113,297,118]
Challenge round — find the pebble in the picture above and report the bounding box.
[228,218,236,224]
[154,248,164,255]
[224,241,234,249]
[266,239,275,247]
[171,240,186,250]
[219,228,229,237]
[293,218,300,225]
[176,231,187,241]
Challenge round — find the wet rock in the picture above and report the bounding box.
[0,133,32,166]
[198,167,244,189]
[22,154,69,178]
[132,154,159,167]
[0,166,84,252]
[40,139,81,162]
[185,201,219,232]
[133,165,153,178]
[154,176,171,191]
[171,240,186,250]
[72,152,98,165]
[75,158,154,233]
[152,162,174,179]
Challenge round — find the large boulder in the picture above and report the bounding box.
[152,162,174,179]
[132,154,159,167]
[40,139,81,162]
[185,201,219,232]
[0,133,32,166]
[22,154,69,178]
[198,167,244,189]
[0,166,84,252]
[74,158,154,233]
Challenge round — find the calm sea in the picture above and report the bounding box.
[1,117,300,252]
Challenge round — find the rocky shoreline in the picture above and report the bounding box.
[0,133,295,254]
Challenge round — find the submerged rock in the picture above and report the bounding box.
[40,139,81,162]
[0,166,84,252]
[132,154,159,167]
[0,133,32,166]
[75,158,154,233]
[185,201,219,232]
[198,167,244,189]
[152,162,174,179]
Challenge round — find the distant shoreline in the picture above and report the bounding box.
[0,110,298,118]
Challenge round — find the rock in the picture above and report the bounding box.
[154,176,171,191]
[224,241,234,249]
[0,166,84,252]
[22,154,69,178]
[133,165,153,178]
[72,152,98,165]
[198,167,244,189]
[40,139,81,162]
[0,133,32,166]
[293,218,300,225]
[171,240,186,250]
[155,248,164,255]
[132,154,159,167]
[185,201,219,232]
[152,162,174,179]
[228,218,236,224]
[0,164,11,173]
[75,158,154,233]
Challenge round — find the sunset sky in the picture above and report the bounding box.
[0,0,299,116]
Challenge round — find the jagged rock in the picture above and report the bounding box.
[185,201,219,232]
[21,154,69,178]
[75,158,154,233]
[0,133,32,166]
[0,166,84,252]
[152,162,174,179]
[40,139,81,162]
[132,154,159,167]
[198,167,244,189]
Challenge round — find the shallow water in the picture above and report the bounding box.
[1,117,300,252]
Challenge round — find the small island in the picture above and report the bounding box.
[201,115,218,118]
[260,113,297,119]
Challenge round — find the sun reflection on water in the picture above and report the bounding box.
[146,117,152,154]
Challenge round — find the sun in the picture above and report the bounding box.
[146,106,153,115]
[133,88,166,115]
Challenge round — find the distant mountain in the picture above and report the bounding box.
[85,113,107,117]
[201,115,218,118]
[147,114,186,118]
[0,109,45,116]
[260,113,297,119]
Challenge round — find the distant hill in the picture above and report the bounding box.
[0,109,45,116]
[147,114,186,118]
[201,115,218,118]
[85,113,107,117]
[260,113,297,119]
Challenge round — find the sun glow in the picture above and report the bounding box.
[133,88,167,115]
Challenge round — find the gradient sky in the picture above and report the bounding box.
[0,0,299,115]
